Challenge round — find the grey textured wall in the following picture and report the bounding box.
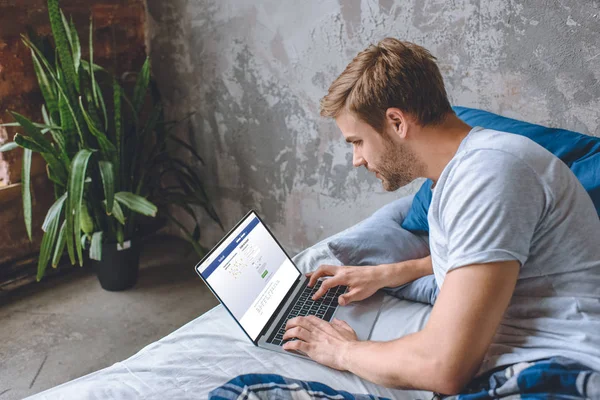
[146,0,600,254]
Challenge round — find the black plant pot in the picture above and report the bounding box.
[93,239,141,291]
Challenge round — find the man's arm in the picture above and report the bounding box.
[284,260,519,395]
[308,255,433,304]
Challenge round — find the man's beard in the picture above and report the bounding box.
[376,139,422,192]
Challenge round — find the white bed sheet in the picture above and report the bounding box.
[28,240,434,400]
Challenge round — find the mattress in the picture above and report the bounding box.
[27,239,434,400]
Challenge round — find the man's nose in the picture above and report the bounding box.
[352,148,365,167]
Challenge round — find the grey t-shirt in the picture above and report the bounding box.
[428,126,600,374]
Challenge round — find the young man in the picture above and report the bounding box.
[277,38,600,395]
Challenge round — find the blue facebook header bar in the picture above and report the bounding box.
[201,217,260,279]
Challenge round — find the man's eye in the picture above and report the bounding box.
[354,140,362,146]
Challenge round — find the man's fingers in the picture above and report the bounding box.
[312,278,339,300]
[286,315,315,330]
[331,318,353,332]
[308,265,338,287]
[282,326,310,341]
[282,338,311,354]
[338,288,360,306]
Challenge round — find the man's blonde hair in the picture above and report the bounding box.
[320,38,452,132]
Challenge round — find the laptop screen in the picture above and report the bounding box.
[195,212,301,340]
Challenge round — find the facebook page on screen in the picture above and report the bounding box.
[197,213,300,340]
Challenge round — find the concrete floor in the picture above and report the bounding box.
[0,235,220,400]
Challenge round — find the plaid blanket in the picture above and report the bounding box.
[209,357,600,399]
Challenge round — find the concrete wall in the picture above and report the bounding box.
[147,0,600,254]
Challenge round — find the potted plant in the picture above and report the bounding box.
[0,0,221,291]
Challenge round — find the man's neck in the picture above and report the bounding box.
[412,114,473,183]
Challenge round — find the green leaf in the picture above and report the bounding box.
[116,225,124,245]
[42,151,69,187]
[22,35,85,146]
[66,149,93,266]
[52,220,67,267]
[37,207,61,281]
[69,17,81,72]
[22,148,33,241]
[80,60,106,73]
[60,10,73,53]
[105,200,126,225]
[31,49,58,119]
[113,79,123,183]
[98,161,115,214]
[88,16,99,108]
[0,142,18,152]
[42,105,68,160]
[80,202,94,234]
[42,192,66,232]
[79,97,116,161]
[49,0,78,94]
[115,192,157,217]
[9,112,55,153]
[89,231,103,261]
[94,77,108,130]
[14,134,48,153]
[132,57,151,113]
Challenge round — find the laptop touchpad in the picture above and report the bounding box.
[332,291,384,341]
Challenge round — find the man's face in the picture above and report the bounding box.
[335,111,419,191]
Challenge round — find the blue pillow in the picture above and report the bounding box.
[327,195,438,304]
[401,106,600,233]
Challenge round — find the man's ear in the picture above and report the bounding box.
[385,108,409,139]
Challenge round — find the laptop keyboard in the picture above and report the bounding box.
[266,280,347,346]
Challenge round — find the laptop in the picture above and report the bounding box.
[194,210,384,359]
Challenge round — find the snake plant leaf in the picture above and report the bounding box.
[37,207,61,281]
[9,112,55,154]
[116,225,124,246]
[88,16,99,108]
[42,151,69,187]
[41,105,67,159]
[60,10,73,53]
[89,231,103,261]
[42,192,67,232]
[115,192,157,217]
[52,220,67,268]
[78,97,116,162]
[132,57,150,113]
[113,79,123,182]
[22,148,33,241]
[104,199,125,225]
[98,161,115,214]
[22,35,84,144]
[80,60,106,73]
[48,0,78,94]
[31,49,58,119]
[69,17,81,72]
[94,77,108,130]
[66,149,93,266]
[0,142,18,152]
[80,202,94,234]
[14,134,49,153]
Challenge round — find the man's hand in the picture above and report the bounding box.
[307,265,384,305]
[282,316,358,370]
[307,256,433,305]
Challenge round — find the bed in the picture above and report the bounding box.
[27,235,434,400]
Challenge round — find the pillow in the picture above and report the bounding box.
[401,106,600,233]
[327,195,438,304]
